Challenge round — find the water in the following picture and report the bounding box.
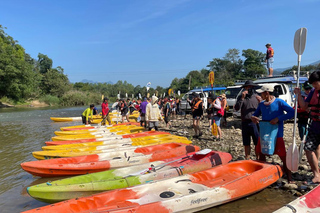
[0,106,295,212]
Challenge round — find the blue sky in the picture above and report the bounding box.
[1,0,319,88]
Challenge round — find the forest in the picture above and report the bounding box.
[1,25,319,106]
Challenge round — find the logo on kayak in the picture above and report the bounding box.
[259,174,273,183]
[191,198,208,205]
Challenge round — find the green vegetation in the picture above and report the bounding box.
[1,25,319,107]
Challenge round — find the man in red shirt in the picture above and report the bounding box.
[101,97,111,125]
[265,43,274,77]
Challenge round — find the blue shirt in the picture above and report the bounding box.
[253,98,294,137]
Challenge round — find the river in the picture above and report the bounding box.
[0,106,295,212]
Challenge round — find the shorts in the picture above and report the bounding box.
[267,57,274,68]
[81,115,91,124]
[304,130,320,151]
[193,115,201,120]
[256,137,286,157]
[149,121,159,128]
[241,121,259,146]
[213,116,221,127]
[121,109,128,116]
[164,116,170,124]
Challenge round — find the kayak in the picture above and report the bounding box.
[22,160,282,213]
[51,126,145,141]
[54,124,141,136]
[42,135,184,150]
[61,122,140,131]
[21,143,199,177]
[50,115,102,122]
[274,184,320,212]
[33,138,192,160]
[27,150,232,203]
[45,131,170,146]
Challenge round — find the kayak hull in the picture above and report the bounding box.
[274,184,320,212]
[21,144,199,177]
[22,160,283,213]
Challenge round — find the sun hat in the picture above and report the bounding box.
[256,84,275,93]
[219,94,226,99]
[241,80,259,88]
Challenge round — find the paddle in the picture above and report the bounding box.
[286,27,307,172]
[127,149,212,176]
[299,118,311,163]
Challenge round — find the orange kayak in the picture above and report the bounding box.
[45,131,170,146]
[22,160,282,213]
[21,143,199,177]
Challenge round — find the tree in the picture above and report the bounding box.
[242,49,266,78]
[38,53,52,74]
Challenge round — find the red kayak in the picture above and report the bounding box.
[21,143,199,177]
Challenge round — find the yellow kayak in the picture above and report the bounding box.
[33,139,192,160]
[51,127,145,141]
[42,135,183,150]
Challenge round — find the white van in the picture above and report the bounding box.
[233,83,293,118]
[180,91,208,112]
[225,85,242,113]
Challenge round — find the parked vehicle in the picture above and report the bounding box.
[180,86,226,113]
[225,85,242,113]
[233,82,293,118]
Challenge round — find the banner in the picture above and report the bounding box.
[209,71,214,87]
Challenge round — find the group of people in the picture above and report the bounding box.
[80,69,320,184]
[235,71,320,184]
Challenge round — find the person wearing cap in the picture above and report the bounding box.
[188,93,203,138]
[140,97,148,128]
[234,80,262,160]
[146,96,163,131]
[265,43,274,77]
[297,81,312,140]
[294,71,320,184]
[101,97,111,125]
[252,84,294,182]
[82,104,95,125]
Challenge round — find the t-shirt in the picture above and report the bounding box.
[253,98,294,137]
[82,108,93,121]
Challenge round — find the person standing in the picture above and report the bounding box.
[212,95,222,140]
[234,80,261,160]
[252,84,294,182]
[139,97,148,128]
[101,97,111,125]
[82,104,95,125]
[163,97,172,128]
[297,81,312,140]
[120,99,129,123]
[188,94,203,138]
[146,96,163,131]
[265,43,274,77]
[294,71,320,184]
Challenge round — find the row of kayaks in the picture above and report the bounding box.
[20,121,314,213]
[50,111,140,123]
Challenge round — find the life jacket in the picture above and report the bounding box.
[308,90,320,121]
[192,100,203,112]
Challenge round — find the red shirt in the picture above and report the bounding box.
[101,102,109,116]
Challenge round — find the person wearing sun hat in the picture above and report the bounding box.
[235,80,261,160]
[252,83,294,182]
[265,43,274,77]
